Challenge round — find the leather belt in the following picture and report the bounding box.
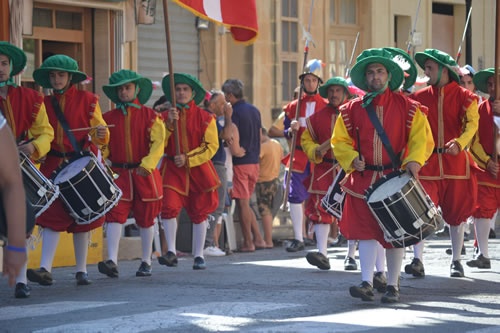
[365,163,399,171]
[111,162,140,169]
[323,158,337,164]
[433,148,447,154]
[48,150,76,158]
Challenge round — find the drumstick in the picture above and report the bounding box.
[356,127,363,177]
[69,125,115,132]
[18,138,35,145]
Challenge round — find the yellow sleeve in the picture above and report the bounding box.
[455,99,479,150]
[89,102,110,146]
[164,121,173,146]
[272,112,285,132]
[140,116,166,173]
[301,128,322,164]
[402,108,435,168]
[187,117,219,168]
[28,103,54,160]
[469,133,490,169]
[331,115,358,174]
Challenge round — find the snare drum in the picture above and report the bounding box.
[52,152,122,225]
[365,170,441,248]
[321,168,346,219]
[19,152,59,217]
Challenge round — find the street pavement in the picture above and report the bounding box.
[1,233,499,332]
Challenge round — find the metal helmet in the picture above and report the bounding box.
[299,59,323,83]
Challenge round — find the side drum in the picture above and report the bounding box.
[365,170,441,248]
[321,168,346,219]
[52,152,122,225]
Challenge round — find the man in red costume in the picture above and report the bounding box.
[98,69,165,278]
[0,42,54,298]
[159,73,220,270]
[467,68,500,270]
[301,76,350,270]
[283,59,328,252]
[409,49,479,278]
[28,55,108,288]
[332,48,433,303]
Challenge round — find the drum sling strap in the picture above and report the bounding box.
[51,96,81,154]
[365,103,399,169]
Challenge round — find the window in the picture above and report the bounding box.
[33,7,83,30]
[282,61,298,102]
[329,38,355,78]
[330,0,357,25]
[281,0,299,102]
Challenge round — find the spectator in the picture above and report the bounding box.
[222,79,266,252]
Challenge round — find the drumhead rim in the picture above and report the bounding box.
[51,151,94,183]
[364,170,407,201]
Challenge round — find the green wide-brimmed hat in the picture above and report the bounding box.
[319,77,351,99]
[383,47,417,91]
[162,73,206,106]
[103,69,153,104]
[33,55,87,88]
[350,48,404,92]
[415,49,460,83]
[0,41,27,77]
[473,68,498,94]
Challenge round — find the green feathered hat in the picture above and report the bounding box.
[383,47,417,91]
[473,68,498,94]
[0,41,27,78]
[103,69,153,104]
[162,73,206,106]
[414,49,460,83]
[319,77,351,99]
[33,55,87,88]
[350,48,404,92]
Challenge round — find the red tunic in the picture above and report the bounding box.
[0,85,43,139]
[37,86,103,233]
[282,93,328,173]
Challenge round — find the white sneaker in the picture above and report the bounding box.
[203,246,226,257]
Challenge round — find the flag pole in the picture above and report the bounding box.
[163,0,180,156]
[282,0,314,212]
[493,0,500,178]
[407,0,422,55]
[345,32,360,78]
[456,6,473,65]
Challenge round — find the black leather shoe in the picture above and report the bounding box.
[489,229,496,239]
[193,256,206,270]
[373,272,387,293]
[450,260,465,277]
[14,283,31,298]
[158,251,178,267]
[381,285,400,303]
[98,260,119,278]
[446,246,466,255]
[466,254,491,269]
[27,268,53,286]
[329,234,347,247]
[306,252,330,270]
[303,238,316,247]
[344,256,358,271]
[136,261,152,276]
[404,258,425,277]
[75,272,91,285]
[349,281,374,301]
[286,239,305,252]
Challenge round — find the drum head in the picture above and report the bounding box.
[54,156,92,185]
[366,170,410,203]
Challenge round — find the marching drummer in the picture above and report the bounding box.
[28,55,109,288]
[331,48,434,303]
[98,70,165,278]
[0,42,54,299]
[300,76,351,270]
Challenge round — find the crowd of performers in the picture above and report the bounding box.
[1,40,498,304]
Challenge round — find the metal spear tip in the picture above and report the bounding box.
[300,23,316,48]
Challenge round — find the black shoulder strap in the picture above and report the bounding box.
[51,96,80,154]
[365,103,399,168]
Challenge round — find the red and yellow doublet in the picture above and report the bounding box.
[0,85,53,160]
[37,85,109,233]
[470,99,500,218]
[411,81,479,225]
[161,100,220,223]
[104,100,165,228]
[301,104,341,224]
[332,89,433,248]
[282,93,328,173]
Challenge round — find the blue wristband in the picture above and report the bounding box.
[6,245,26,253]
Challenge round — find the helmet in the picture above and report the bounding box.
[299,59,323,83]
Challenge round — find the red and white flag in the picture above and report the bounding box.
[173,0,258,45]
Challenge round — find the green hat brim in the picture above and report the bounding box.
[162,73,206,106]
[383,47,417,90]
[319,77,351,98]
[33,67,87,89]
[414,52,460,83]
[350,56,404,92]
[473,68,497,94]
[103,77,153,105]
[0,42,27,77]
